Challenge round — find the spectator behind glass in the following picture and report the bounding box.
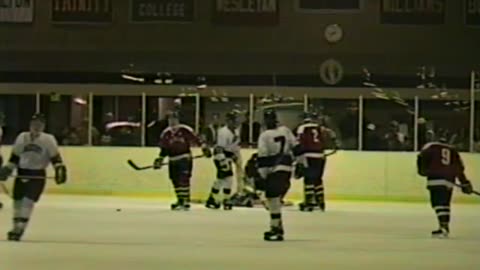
[203,113,222,146]
[339,102,358,150]
[240,112,261,146]
[364,123,383,151]
[384,120,407,151]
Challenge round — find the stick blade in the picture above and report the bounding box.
[127,160,142,170]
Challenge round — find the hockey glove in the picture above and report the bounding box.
[153,157,164,170]
[294,163,305,180]
[460,180,473,195]
[201,146,212,158]
[54,164,67,185]
[0,165,13,181]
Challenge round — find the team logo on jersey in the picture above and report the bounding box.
[23,144,43,154]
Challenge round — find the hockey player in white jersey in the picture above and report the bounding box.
[205,112,241,210]
[0,114,67,241]
[257,109,300,241]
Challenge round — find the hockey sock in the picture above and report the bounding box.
[304,183,315,204]
[267,197,282,228]
[177,176,190,204]
[434,206,450,229]
[314,184,325,204]
[222,177,233,200]
[13,198,35,233]
[210,179,222,202]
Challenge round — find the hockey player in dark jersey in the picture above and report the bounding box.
[417,136,473,238]
[257,109,300,241]
[153,111,211,211]
[295,112,339,212]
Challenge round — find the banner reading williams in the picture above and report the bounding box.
[130,0,194,22]
[213,0,278,26]
[466,0,480,26]
[380,0,445,24]
[51,0,112,23]
[0,0,34,22]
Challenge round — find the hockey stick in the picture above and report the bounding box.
[0,183,10,198]
[127,154,205,171]
[452,182,480,197]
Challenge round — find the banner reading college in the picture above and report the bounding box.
[130,0,194,22]
[213,0,278,26]
[380,0,445,24]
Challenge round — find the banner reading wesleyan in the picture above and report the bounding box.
[213,0,278,26]
[0,0,34,22]
[51,0,112,23]
[130,0,194,22]
[466,0,480,26]
[380,0,445,24]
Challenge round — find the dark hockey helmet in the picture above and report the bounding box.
[303,111,318,122]
[263,109,278,128]
[31,113,46,123]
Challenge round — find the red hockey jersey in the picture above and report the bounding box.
[159,124,200,160]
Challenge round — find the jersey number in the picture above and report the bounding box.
[274,136,286,154]
[311,129,320,143]
[441,148,451,165]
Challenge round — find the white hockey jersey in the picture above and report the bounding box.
[257,125,298,178]
[12,132,59,170]
[214,126,240,160]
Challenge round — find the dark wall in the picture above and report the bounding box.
[1,0,479,75]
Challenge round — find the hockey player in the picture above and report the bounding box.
[0,113,67,241]
[295,112,339,212]
[417,136,473,238]
[154,111,211,211]
[205,112,240,210]
[257,109,300,241]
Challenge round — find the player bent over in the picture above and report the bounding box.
[417,137,473,238]
[295,112,339,212]
[0,114,67,241]
[154,111,211,211]
[205,112,240,210]
[257,109,300,241]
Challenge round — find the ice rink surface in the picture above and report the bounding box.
[0,195,479,270]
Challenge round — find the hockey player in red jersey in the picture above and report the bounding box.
[295,112,339,212]
[153,111,211,210]
[417,136,473,238]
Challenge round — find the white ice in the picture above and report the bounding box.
[1,196,479,270]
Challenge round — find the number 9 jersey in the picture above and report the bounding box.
[417,142,464,186]
[257,125,299,179]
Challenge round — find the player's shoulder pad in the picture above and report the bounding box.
[296,123,318,134]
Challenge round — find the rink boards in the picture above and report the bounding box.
[0,146,478,203]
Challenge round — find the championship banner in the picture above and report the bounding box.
[51,0,112,23]
[130,0,194,22]
[466,0,480,26]
[380,0,445,24]
[0,0,34,22]
[213,0,278,26]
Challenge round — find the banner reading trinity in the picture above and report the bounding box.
[51,0,112,23]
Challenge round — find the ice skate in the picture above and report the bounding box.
[171,201,189,211]
[431,227,449,239]
[263,226,284,242]
[7,230,24,242]
[223,199,233,210]
[298,202,314,212]
[205,196,220,210]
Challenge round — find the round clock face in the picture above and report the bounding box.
[324,24,343,43]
